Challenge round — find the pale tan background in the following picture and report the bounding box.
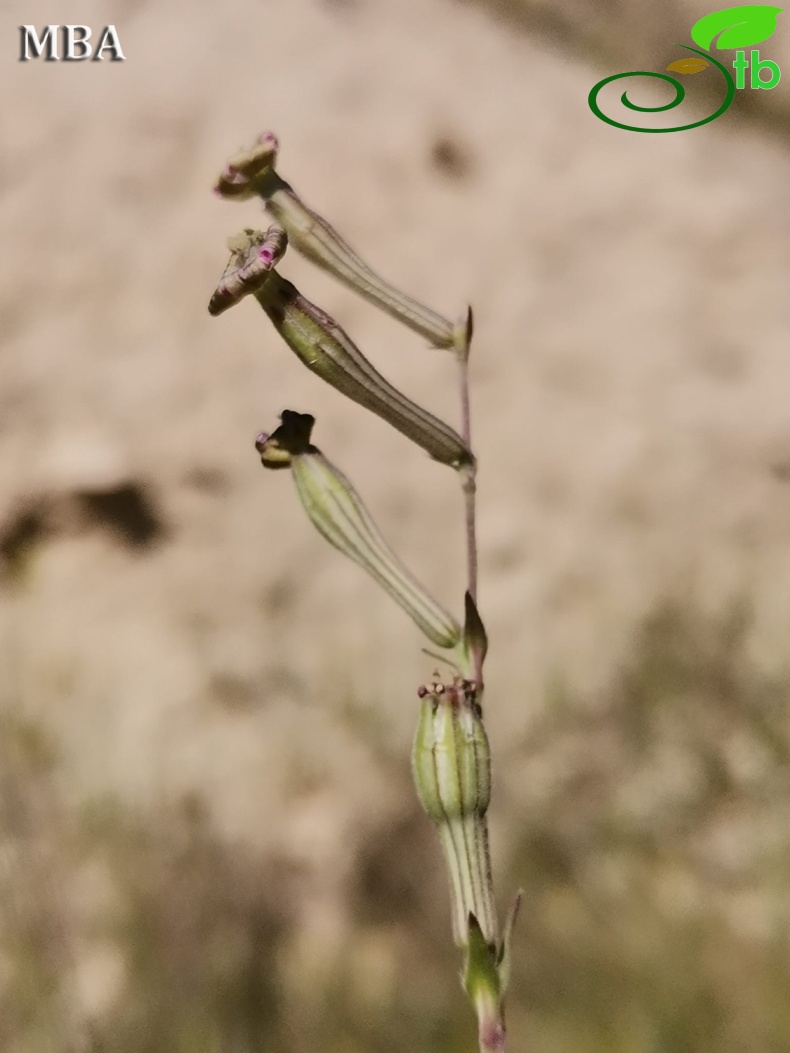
[2,1,790,1050]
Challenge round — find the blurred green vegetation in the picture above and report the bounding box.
[2,598,790,1052]
[504,599,790,1053]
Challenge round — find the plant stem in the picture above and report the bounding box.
[455,310,483,690]
[459,358,477,604]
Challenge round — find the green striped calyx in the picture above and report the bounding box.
[254,272,472,468]
[208,228,472,469]
[214,132,455,348]
[412,674,498,949]
[255,412,462,651]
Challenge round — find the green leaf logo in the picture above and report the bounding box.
[691,5,782,49]
[666,57,711,73]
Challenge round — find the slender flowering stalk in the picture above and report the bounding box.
[453,307,486,694]
[255,411,462,651]
[214,132,455,348]
[208,230,473,469]
[210,134,521,1053]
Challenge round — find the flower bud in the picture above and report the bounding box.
[412,675,498,948]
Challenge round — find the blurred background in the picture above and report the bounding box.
[3,0,790,1050]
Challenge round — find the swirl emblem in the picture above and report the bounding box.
[588,45,736,132]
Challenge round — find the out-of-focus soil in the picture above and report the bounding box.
[3,0,790,1046]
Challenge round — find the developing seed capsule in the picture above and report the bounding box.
[288,444,462,649]
[413,676,491,823]
[214,132,455,349]
[412,675,498,948]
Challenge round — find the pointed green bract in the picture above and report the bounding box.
[496,890,523,996]
[452,305,474,359]
[464,915,507,1053]
[461,591,489,681]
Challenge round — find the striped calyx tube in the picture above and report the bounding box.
[255,412,462,651]
[411,673,498,950]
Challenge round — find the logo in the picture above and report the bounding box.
[589,5,782,132]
